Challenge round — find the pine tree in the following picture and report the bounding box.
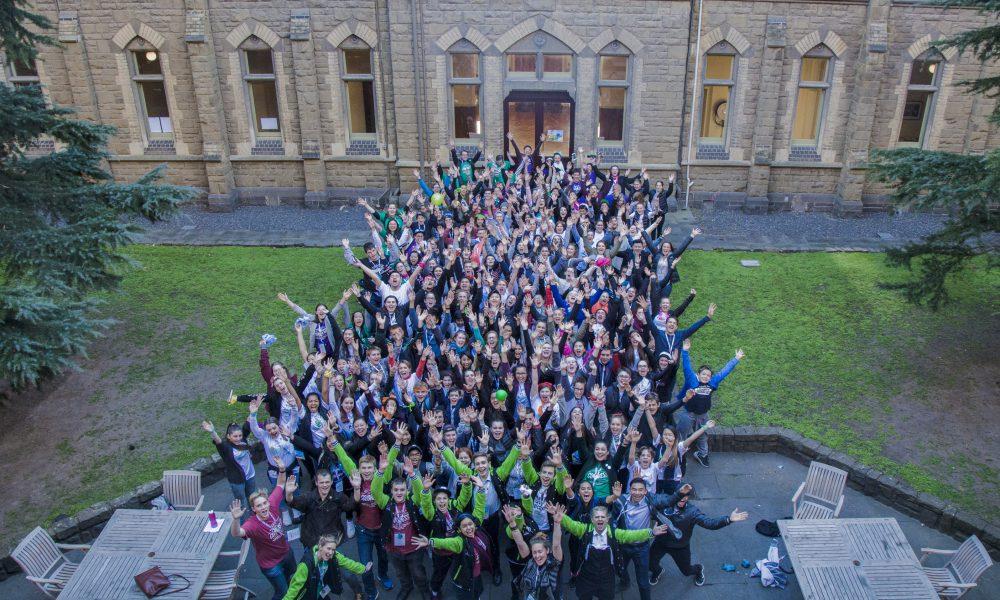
[0,0,193,389]
[868,0,999,310]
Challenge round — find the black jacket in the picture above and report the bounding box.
[288,489,355,549]
[658,490,732,548]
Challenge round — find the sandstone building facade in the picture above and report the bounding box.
[10,0,999,213]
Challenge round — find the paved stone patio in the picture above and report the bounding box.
[3,452,996,599]
[132,205,949,252]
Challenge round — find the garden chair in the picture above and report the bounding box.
[162,470,204,511]
[11,526,91,598]
[920,535,993,599]
[792,461,847,519]
[201,539,255,599]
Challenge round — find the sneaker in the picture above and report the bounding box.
[694,565,705,586]
[649,570,662,586]
[345,518,356,539]
[693,452,709,468]
[381,577,393,591]
[367,591,379,600]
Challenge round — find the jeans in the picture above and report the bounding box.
[357,525,389,598]
[389,551,430,600]
[650,542,700,577]
[676,410,710,457]
[620,542,652,600]
[260,551,297,600]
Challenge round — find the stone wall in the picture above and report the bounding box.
[18,0,999,213]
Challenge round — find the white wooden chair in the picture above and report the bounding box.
[792,461,847,519]
[162,470,204,511]
[201,539,255,599]
[920,535,993,599]
[11,526,91,598]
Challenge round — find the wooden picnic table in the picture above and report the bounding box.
[779,517,938,600]
[59,509,228,600]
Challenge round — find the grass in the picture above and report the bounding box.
[25,246,1000,530]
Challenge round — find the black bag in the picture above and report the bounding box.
[755,519,781,537]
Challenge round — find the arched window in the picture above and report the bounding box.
[699,42,736,149]
[341,36,377,142]
[597,42,630,149]
[792,44,834,148]
[505,32,574,81]
[448,40,481,141]
[897,49,944,147]
[126,38,172,142]
[240,36,281,137]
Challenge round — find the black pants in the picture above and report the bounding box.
[507,557,526,599]
[482,513,501,571]
[451,578,483,600]
[649,541,699,577]
[389,551,430,600]
[430,553,453,595]
[576,583,615,600]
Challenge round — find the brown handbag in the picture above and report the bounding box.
[134,566,191,598]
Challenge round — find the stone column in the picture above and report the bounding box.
[289,9,328,207]
[56,10,100,123]
[184,1,237,211]
[745,17,787,213]
[835,0,891,215]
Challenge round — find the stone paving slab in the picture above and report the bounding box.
[4,452,997,599]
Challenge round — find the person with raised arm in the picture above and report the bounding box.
[554,502,675,600]
[230,457,296,600]
[504,503,564,600]
[647,483,749,587]
[675,339,744,467]
[283,533,371,600]
[411,483,492,600]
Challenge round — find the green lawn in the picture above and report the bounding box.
[13,246,999,544]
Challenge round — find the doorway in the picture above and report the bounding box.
[503,90,575,158]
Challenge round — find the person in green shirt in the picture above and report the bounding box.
[555,504,674,600]
[283,533,371,600]
[412,486,492,600]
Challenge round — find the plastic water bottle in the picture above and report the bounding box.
[208,510,218,528]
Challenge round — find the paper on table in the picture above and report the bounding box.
[203,517,226,533]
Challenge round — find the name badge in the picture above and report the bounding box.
[394,532,407,547]
[319,585,331,597]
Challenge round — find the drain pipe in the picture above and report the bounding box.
[684,0,705,210]
[408,0,426,177]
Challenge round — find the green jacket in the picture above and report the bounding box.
[284,546,366,600]
[559,515,653,544]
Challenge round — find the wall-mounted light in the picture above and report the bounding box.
[928,63,937,74]
[475,120,481,134]
[145,51,158,62]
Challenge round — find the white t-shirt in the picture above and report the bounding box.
[627,460,664,490]
[380,280,411,306]
[664,441,688,483]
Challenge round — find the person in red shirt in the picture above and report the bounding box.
[329,440,394,599]
[230,458,296,600]
[373,447,432,600]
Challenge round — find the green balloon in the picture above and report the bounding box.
[495,390,508,403]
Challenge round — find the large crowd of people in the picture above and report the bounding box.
[202,132,751,600]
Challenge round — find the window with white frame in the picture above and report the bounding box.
[341,37,377,140]
[504,32,574,81]
[699,42,737,146]
[128,47,172,139]
[7,54,40,90]
[241,38,281,137]
[791,45,833,147]
[597,48,629,146]
[448,42,481,141]
[897,49,943,147]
